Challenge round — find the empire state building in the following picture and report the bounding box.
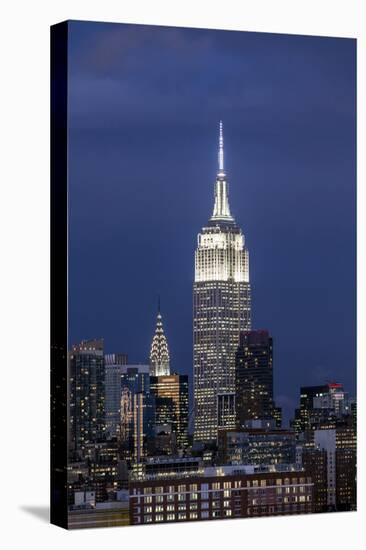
[193,122,251,443]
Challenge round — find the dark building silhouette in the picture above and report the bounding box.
[235,330,280,427]
[335,421,357,511]
[69,339,105,460]
[301,448,328,513]
[150,374,189,452]
[291,383,350,433]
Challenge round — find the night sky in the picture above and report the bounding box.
[67,21,356,424]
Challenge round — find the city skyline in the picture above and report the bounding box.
[54,20,357,528]
[68,22,356,424]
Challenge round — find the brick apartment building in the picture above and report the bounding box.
[129,465,314,525]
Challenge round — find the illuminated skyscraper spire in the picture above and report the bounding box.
[211,120,233,222]
[150,303,170,377]
[218,120,225,175]
[219,120,224,173]
[194,123,251,443]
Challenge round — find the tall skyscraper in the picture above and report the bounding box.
[104,353,128,439]
[69,339,105,460]
[150,304,170,376]
[235,330,280,427]
[150,374,189,451]
[193,122,251,443]
[119,364,155,462]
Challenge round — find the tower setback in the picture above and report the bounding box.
[193,122,251,443]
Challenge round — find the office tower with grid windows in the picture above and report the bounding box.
[150,374,189,451]
[69,339,105,461]
[193,122,251,443]
[235,330,280,427]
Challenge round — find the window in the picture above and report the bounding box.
[178,513,186,520]
[190,484,198,491]
[144,496,152,503]
[190,512,198,519]
[224,490,231,498]
[178,494,185,501]
[178,484,186,493]
[224,510,232,517]
[155,514,164,522]
[224,482,231,489]
[167,514,175,521]
[201,491,209,500]
[223,500,230,508]
[144,516,152,523]
[167,504,174,512]
[144,506,152,513]
[201,501,209,509]
[155,505,163,512]
[201,511,209,519]
[212,482,220,490]
[260,480,266,487]
[155,495,163,503]
[155,486,163,494]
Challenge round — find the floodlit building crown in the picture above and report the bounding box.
[149,304,170,376]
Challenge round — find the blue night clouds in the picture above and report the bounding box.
[68,21,356,423]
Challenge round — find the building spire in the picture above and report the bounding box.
[150,303,170,377]
[218,120,225,175]
[211,121,234,223]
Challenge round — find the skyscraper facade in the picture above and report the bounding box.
[193,122,251,443]
[104,353,128,439]
[69,339,105,460]
[235,330,279,427]
[119,364,155,462]
[150,374,189,451]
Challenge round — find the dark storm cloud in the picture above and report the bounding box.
[67,21,356,423]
